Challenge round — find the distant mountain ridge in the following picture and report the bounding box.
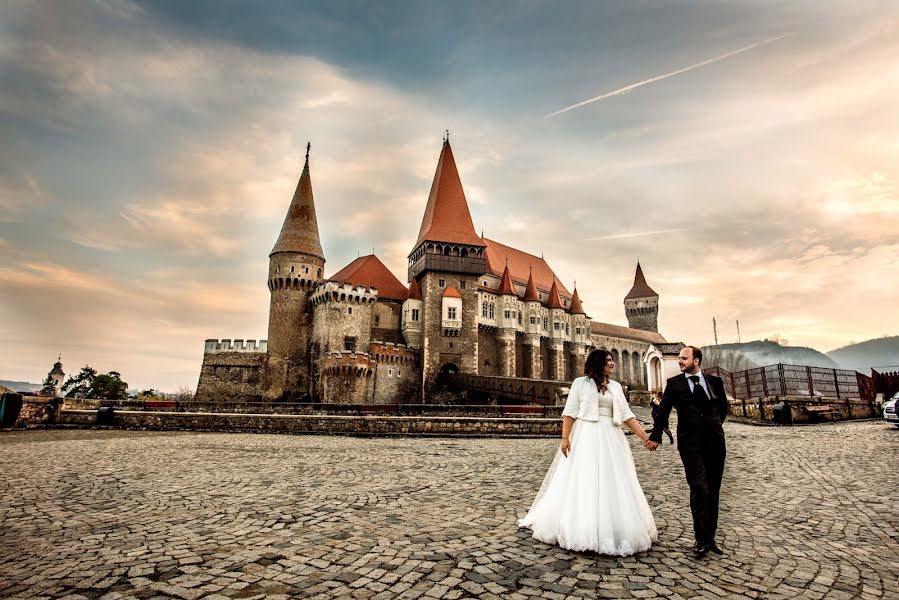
[710,341,839,369]
[827,336,899,375]
[0,380,42,393]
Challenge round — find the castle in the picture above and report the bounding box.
[195,139,668,403]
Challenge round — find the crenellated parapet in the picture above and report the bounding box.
[322,351,377,376]
[369,341,418,367]
[309,281,379,306]
[204,339,268,354]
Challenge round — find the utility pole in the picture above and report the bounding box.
[713,317,718,346]
[736,320,741,343]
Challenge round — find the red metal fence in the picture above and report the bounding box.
[703,364,876,402]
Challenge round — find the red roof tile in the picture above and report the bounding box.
[497,263,516,295]
[271,149,325,259]
[415,141,484,247]
[482,238,571,299]
[625,262,658,299]
[328,254,408,301]
[546,279,565,309]
[443,286,462,298]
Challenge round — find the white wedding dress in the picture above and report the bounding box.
[518,377,658,556]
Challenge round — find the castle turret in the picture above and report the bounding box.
[266,143,326,399]
[624,262,659,333]
[408,138,487,395]
[567,285,588,380]
[402,277,423,349]
[497,262,518,377]
[545,278,566,380]
[522,267,542,378]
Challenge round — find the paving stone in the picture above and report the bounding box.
[0,418,896,599]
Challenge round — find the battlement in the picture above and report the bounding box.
[322,350,377,376]
[310,281,379,306]
[204,339,268,354]
[369,341,418,366]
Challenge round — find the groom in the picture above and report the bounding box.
[645,346,728,557]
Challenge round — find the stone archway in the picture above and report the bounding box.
[439,362,460,375]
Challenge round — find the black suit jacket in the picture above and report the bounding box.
[649,372,728,449]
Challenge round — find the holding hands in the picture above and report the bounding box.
[644,439,659,451]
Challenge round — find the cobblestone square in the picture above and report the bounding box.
[2,410,897,599]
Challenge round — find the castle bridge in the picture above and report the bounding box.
[437,372,570,406]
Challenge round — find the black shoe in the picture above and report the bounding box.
[691,542,708,556]
[707,541,723,555]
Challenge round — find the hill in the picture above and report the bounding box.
[0,380,42,393]
[710,341,839,369]
[827,336,899,374]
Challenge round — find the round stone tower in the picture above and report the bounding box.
[265,144,326,399]
[624,262,659,333]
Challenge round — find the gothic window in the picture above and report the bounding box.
[518,312,522,325]
[554,321,560,331]
[530,316,537,326]
[412,309,420,321]
[489,305,495,319]
[439,279,445,288]
[565,323,569,334]
[482,302,488,318]
[344,337,356,352]
[317,268,322,277]
[448,307,457,320]
[543,317,548,330]
[460,281,466,290]
[504,309,511,319]
[576,327,581,335]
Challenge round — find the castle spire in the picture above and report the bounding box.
[270,143,325,259]
[523,266,540,302]
[414,140,483,247]
[498,261,516,295]
[569,285,586,315]
[546,277,564,309]
[625,261,658,299]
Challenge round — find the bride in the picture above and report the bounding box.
[518,349,658,555]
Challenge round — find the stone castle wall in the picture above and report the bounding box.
[195,351,266,401]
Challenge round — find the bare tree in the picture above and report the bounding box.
[703,347,759,372]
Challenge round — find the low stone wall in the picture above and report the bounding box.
[57,410,562,437]
[727,395,879,423]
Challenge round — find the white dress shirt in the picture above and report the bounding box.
[685,371,711,398]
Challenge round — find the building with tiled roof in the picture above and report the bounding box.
[197,137,672,403]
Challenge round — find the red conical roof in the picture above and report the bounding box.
[498,263,516,295]
[271,146,325,259]
[625,262,658,299]
[482,237,571,298]
[328,254,408,301]
[546,278,565,309]
[407,277,422,301]
[569,287,586,314]
[415,141,484,247]
[523,268,540,302]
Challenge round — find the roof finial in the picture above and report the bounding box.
[573,279,577,289]
[305,141,310,166]
[446,129,450,144]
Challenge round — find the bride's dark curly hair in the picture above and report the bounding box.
[584,349,612,389]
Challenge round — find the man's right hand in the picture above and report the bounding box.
[561,438,571,457]
[644,440,659,451]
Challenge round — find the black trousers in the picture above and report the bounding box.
[678,435,726,544]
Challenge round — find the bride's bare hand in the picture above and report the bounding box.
[561,438,571,457]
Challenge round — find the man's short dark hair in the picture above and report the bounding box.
[686,345,703,365]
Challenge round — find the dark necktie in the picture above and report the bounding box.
[690,375,709,402]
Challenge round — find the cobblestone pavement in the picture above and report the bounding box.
[1,410,897,600]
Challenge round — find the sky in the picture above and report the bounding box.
[1,0,897,391]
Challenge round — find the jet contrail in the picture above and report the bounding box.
[584,228,686,241]
[545,35,787,119]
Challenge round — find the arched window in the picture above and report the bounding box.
[489,304,495,319]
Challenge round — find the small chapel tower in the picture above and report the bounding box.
[624,262,660,333]
[265,143,326,399]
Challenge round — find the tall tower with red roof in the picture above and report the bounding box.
[624,262,660,333]
[265,144,326,399]
[408,138,487,393]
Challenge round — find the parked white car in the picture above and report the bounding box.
[884,392,899,427]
